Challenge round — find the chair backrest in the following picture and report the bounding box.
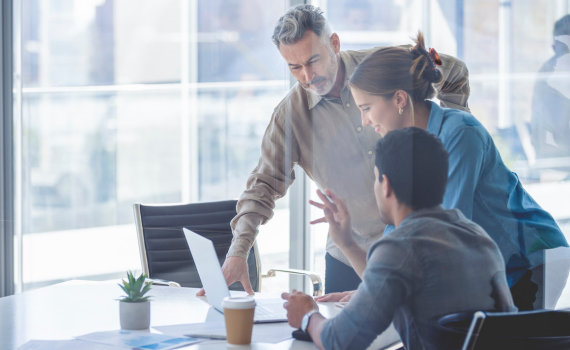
[133,200,261,291]
[461,310,570,350]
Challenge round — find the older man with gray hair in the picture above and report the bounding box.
[197,4,470,296]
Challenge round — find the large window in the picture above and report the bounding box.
[12,0,570,308]
[309,0,570,306]
[15,0,291,292]
[461,0,570,308]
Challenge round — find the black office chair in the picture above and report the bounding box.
[133,200,323,295]
[439,309,570,350]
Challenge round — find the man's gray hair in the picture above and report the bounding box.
[271,4,332,48]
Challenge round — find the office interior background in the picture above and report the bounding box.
[1,0,570,302]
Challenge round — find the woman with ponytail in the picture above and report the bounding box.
[320,32,568,311]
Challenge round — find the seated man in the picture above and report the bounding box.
[282,127,517,350]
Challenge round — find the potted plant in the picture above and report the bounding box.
[118,271,153,330]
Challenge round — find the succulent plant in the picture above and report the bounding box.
[118,271,153,302]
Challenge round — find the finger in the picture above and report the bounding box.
[340,295,350,302]
[315,293,333,301]
[324,208,340,228]
[281,292,291,300]
[242,277,255,295]
[317,190,338,213]
[196,288,206,296]
[308,200,325,210]
[327,190,349,214]
[310,217,328,225]
[314,293,337,302]
[314,295,331,302]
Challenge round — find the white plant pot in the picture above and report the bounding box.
[120,301,150,330]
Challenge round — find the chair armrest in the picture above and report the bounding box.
[262,268,323,296]
[144,278,181,287]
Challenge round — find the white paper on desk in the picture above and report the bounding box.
[16,339,120,350]
[154,322,226,339]
[154,322,296,344]
[252,322,296,343]
[76,330,201,349]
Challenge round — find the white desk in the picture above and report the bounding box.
[0,280,402,350]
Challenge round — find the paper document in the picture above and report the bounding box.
[76,330,201,349]
[154,322,295,344]
[16,339,121,350]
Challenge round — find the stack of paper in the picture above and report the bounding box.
[16,330,201,350]
[77,330,201,349]
[17,340,118,350]
[154,321,295,344]
[17,321,295,349]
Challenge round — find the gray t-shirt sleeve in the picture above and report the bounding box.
[321,238,417,350]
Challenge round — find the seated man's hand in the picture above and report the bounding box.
[282,289,318,329]
[314,290,357,303]
[309,189,356,249]
[196,256,254,296]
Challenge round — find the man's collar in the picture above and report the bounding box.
[306,88,322,110]
[426,101,445,137]
[398,204,446,228]
[306,50,358,110]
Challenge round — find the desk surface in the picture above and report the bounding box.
[0,280,401,350]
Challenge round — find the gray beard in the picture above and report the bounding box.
[319,52,339,95]
[300,51,339,96]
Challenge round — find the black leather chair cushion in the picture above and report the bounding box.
[139,200,259,291]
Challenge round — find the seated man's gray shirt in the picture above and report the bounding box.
[228,47,471,266]
[321,206,517,350]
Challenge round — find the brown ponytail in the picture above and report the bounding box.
[349,31,443,104]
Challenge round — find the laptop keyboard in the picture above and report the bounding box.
[254,305,284,320]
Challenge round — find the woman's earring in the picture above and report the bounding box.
[399,107,403,115]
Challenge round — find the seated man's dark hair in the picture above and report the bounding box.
[374,127,449,209]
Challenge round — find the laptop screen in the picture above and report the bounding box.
[183,228,231,312]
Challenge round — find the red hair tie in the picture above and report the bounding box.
[429,48,442,66]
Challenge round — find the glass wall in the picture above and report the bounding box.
[462,0,570,308]
[13,0,570,308]
[309,0,570,307]
[16,0,291,292]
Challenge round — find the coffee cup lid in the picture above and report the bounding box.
[222,297,256,309]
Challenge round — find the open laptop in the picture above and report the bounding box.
[183,228,288,323]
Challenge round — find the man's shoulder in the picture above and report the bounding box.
[381,208,487,240]
[369,216,442,253]
[393,216,452,238]
[341,46,384,65]
[272,83,310,120]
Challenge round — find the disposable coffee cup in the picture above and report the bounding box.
[222,296,256,345]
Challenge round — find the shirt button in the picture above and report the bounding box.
[346,103,350,107]
[368,151,373,155]
[357,127,362,132]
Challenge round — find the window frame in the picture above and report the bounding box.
[1,0,15,297]
[286,0,312,294]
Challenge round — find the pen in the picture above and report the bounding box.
[185,334,227,340]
